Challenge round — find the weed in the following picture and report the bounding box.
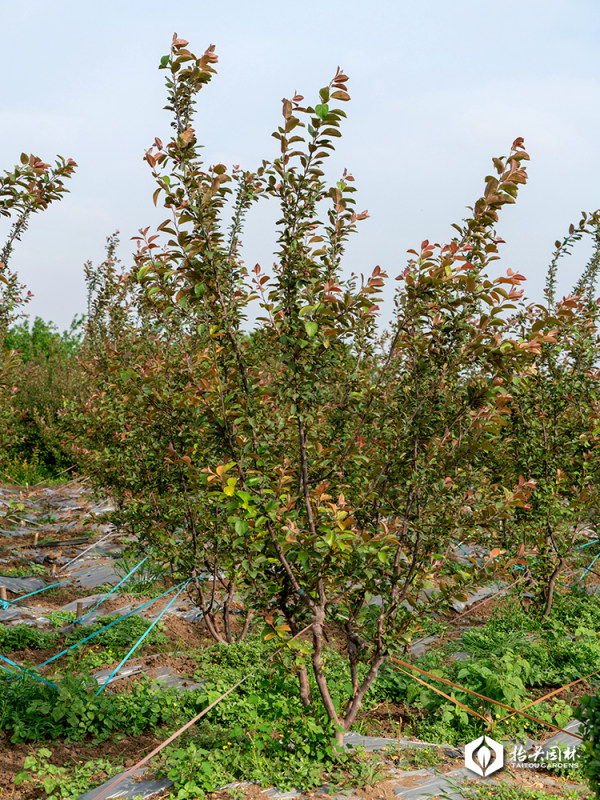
[62,644,129,673]
[158,736,387,797]
[372,590,600,745]
[443,781,583,800]
[49,611,77,629]
[576,692,600,796]
[397,746,443,770]
[2,450,57,485]
[64,613,167,650]
[1,673,204,743]
[113,552,171,595]
[0,562,48,577]
[0,624,57,651]
[15,747,124,800]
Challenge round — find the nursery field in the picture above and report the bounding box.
[0,479,597,799]
[2,32,600,800]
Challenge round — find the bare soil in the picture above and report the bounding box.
[0,480,593,799]
[0,733,161,800]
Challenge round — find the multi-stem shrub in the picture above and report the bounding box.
[0,154,76,471]
[489,217,600,614]
[2,316,83,479]
[59,35,570,744]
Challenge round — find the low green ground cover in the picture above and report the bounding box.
[372,589,600,746]
[4,587,598,797]
[444,784,584,800]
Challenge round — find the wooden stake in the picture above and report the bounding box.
[76,601,83,620]
[51,564,57,577]
[33,531,39,546]
[0,587,7,602]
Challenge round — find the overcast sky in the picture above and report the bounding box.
[1,0,599,330]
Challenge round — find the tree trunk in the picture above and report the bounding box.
[310,611,342,732]
[309,612,386,750]
[297,663,312,708]
[542,557,565,617]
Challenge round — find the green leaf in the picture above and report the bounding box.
[304,321,318,338]
[14,770,29,786]
[315,104,329,121]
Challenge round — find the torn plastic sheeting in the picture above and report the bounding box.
[39,537,90,548]
[0,599,77,624]
[68,563,120,588]
[59,531,116,572]
[77,555,149,623]
[95,580,191,695]
[79,769,172,800]
[0,576,46,593]
[57,594,108,614]
[92,663,205,692]
[0,607,37,623]
[93,664,144,685]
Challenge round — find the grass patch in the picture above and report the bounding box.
[370,588,600,746]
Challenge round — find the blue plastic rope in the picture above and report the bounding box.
[95,579,191,696]
[1,553,154,623]
[579,551,600,582]
[8,575,76,604]
[453,541,472,557]
[576,539,600,550]
[0,597,81,623]
[37,580,191,669]
[0,654,57,689]
[78,555,150,624]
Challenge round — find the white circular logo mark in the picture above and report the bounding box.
[464,735,504,777]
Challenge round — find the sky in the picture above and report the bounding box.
[1,0,599,330]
